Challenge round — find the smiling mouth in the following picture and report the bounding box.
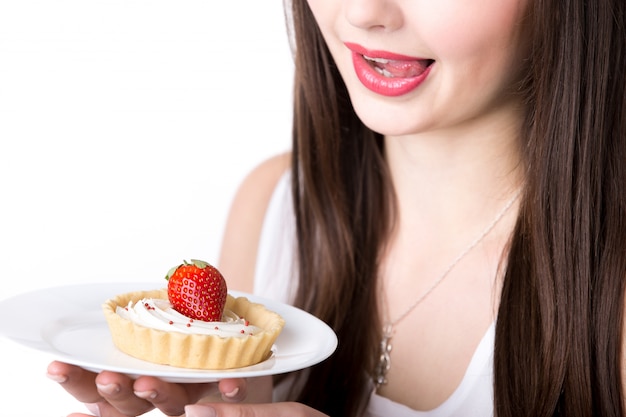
[363,55,434,78]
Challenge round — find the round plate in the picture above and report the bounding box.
[0,283,337,382]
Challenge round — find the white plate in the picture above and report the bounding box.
[0,283,337,383]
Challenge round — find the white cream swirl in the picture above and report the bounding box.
[116,298,261,338]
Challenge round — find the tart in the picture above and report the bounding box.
[103,289,285,369]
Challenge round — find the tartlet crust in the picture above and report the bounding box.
[102,289,285,370]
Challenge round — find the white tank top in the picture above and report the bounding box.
[253,172,495,416]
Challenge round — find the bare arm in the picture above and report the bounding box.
[213,152,291,404]
[209,152,291,404]
[218,152,291,292]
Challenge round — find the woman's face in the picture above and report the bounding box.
[306,0,530,137]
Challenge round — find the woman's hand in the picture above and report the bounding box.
[184,403,329,417]
[47,361,259,417]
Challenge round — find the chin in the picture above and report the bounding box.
[346,84,436,136]
[354,104,429,137]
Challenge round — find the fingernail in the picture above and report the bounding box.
[45,372,68,383]
[223,387,239,398]
[185,404,217,417]
[96,383,120,395]
[85,403,101,417]
[134,390,158,400]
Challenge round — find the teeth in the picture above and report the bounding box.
[373,66,394,78]
[363,55,393,78]
[364,55,391,64]
[365,54,395,77]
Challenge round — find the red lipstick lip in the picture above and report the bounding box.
[344,42,434,97]
[344,42,425,61]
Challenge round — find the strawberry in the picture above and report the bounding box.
[165,259,227,322]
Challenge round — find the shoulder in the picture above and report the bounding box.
[227,152,291,227]
[217,152,291,292]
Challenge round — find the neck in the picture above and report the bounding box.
[384,110,523,236]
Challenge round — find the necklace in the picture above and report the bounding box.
[373,189,522,389]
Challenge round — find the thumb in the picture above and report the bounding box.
[184,402,329,417]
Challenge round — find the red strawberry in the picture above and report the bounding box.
[165,259,227,322]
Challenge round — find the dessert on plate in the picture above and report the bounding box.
[103,259,285,370]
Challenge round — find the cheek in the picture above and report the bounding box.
[421,2,529,109]
[306,0,334,30]
[418,0,527,64]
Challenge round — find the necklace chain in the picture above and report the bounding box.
[374,189,522,389]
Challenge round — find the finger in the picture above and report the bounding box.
[217,378,248,402]
[47,361,101,404]
[93,371,153,416]
[133,377,219,416]
[214,376,273,404]
[66,404,112,417]
[184,402,329,417]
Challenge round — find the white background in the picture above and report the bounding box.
[0,1,293,415]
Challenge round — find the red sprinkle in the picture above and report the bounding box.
[169,320,174,325]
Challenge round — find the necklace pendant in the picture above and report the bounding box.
[374,324,393,388]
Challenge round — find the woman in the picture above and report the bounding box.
[48,0,626,415]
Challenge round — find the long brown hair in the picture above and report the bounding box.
[495,0,626,415]
[284,0,626,415]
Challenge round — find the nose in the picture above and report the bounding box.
[343,0,403,31]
